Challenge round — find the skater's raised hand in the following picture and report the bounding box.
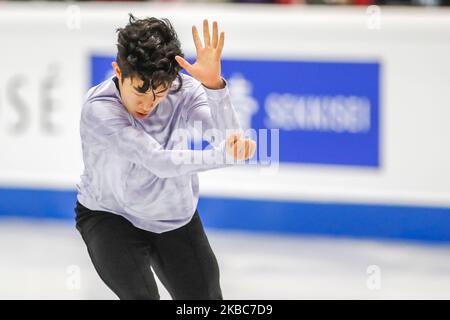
[175,19,225,90]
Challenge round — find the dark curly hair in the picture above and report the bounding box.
[116,13,184,96]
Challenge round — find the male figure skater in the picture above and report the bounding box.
[74,14,256,300]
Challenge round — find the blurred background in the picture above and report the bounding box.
[1,1,450,299]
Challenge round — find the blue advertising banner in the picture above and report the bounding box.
[91,55,380,167]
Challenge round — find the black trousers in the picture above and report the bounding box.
[74,201,223,300]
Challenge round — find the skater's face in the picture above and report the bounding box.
[112,61,169,120]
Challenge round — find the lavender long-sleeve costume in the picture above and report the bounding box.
[76,74,241,233]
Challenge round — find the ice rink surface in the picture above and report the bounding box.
[1,218,450,300]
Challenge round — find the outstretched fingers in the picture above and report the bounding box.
[195,19,224,56]
[203,19,211,47]
[175,56,193,73]
[217,31,225,57]
[212,21,218,48]
[192,25,202,53]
